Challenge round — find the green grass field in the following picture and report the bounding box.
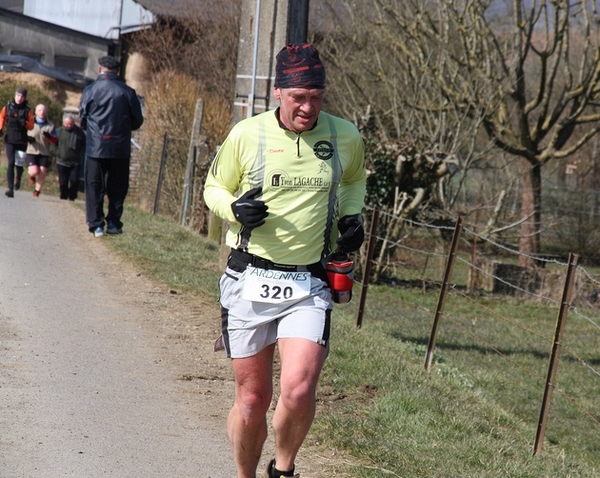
[93,204,600,478]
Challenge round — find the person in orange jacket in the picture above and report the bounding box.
[0,86,35,197]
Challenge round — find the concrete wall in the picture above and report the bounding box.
[232,0,289,124]
[0,9,113,78]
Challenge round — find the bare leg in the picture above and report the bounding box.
[28,165,38,184]
[36,165,47,192]
[271,338,328,472]
[229,344,276,478]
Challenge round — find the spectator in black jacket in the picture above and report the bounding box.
[0,86,34,197]
[79,55,143,237]
[56,114,86,201]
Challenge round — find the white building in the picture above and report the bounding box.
[23,0,153,40]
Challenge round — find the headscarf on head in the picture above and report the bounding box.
[274,43,326,90]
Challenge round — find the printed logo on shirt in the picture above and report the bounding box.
[269,170,332,192]
[314,140,334,160]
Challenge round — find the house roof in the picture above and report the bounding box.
[0,54,93,87]
[135,0,239,17]
[0,6,115,44]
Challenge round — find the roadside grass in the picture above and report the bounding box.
[70,203,600,477]
[100,204,223,297]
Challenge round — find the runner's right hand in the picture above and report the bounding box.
[231,187,268,228]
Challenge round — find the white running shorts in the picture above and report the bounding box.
[218,264,333,359]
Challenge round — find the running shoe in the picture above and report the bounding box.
[263,459,299,478]
[106,221,123,235]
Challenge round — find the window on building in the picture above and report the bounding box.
[55,55,87,73]
[11,51,43,62]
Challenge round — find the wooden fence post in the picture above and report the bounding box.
[181,99,204,226]
[533,252,579,456]
[424,217,463,372]
[152,132,169,215]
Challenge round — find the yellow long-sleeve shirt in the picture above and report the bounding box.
[204,109,366,265]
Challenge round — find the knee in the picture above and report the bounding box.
[236,387,272,424]
[279,380,315,413]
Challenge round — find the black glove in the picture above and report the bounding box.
[43,131,52,139]
[337,214,365,252]
[26,136,35,144]
[0,131,3,138]
[231,187,268,228]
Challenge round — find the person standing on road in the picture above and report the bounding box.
[0,86,34,198]
[204,43,366,478]
[79,55,144,237]
[26,103,57,197]
[55,113,86,201]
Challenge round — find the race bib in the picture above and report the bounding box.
[242,266,311,303]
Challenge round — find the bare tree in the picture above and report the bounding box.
[314,1,490,278]
[126,0,241,228]
[323,0,600,267]
[127,0,241,130]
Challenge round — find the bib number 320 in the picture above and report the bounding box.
[242,266,311,304]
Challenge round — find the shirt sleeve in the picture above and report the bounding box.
[0,107,6,131]
[338,134,367,218]
[203,133,242,224]
[130,93,144,131]
[25,111,34,130]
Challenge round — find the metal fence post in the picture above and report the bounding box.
[355,207,379,329]
[424,217,463,372]
[533,252,579,456]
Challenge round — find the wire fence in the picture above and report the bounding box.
[134,140,599,455]
[135,128,212,233]
[354,205,600,456]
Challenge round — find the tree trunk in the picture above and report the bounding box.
[518,159,542,267]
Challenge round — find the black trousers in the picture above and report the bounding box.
[5,143,24,191]
[57,163,80,200]
[85,156,129,232]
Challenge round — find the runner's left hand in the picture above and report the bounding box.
[337,214,364,252]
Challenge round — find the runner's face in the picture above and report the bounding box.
[15,93,25,104]
[36,105,46,120]
[275,87,325,133]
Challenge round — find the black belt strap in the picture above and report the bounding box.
[228,248,327,282]
[230,248,301,271]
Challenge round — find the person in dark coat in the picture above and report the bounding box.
[56,114,86,201]
[79,55,143,237]
[0,86,35,197]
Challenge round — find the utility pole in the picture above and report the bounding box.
[287,0,309,44]
[214,0,311,266]
[232,0,310,124]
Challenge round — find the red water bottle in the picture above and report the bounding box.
[326,251,354,303]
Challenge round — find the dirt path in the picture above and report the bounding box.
[0,191,345,478]
[0,192,239,477]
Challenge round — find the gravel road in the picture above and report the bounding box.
[0,190,237,478]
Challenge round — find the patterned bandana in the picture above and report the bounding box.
[274,43,326,90]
